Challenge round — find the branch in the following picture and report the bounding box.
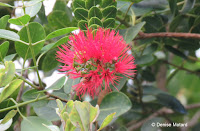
[135,32,200,40]
[127,102,200,130]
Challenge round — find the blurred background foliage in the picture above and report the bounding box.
[0,0,200,131]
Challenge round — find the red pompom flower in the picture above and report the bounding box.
[56,28,136,98]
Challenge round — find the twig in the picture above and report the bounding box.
[45,92,68,103]
[136,32,200,40]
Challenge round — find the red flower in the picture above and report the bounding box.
[56,28,136,98]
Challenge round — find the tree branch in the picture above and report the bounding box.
[135,32,200,40]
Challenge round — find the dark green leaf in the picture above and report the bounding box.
[110,75,127,91]
[135,54,155,65]
[98,92,132,121]
[164,45,187,59]
[64,78,80,94]
[72,0,86,10]
[21,116,52,131]
[170,15,184,32]
[88,17,102,27]
[101,0,117,8]
[46,27,77,40]
[156,93,187,114]
[141,117,165,131]
[48,11,71,29]
[0,29,20,42]
[8,14,31,26]
[42,50,58,72]
[0,41,9,61]
[15,22,46,59]
[0,15,10,29]
[22,89,48,107]
[102,6,117,19]
[0,110,17,124]
[78,20,88,30]
[0,2,14,8]
[181,0,196,14]
[74,8,88,20]
[0,79,23,103]
[85,0,101,9]
[119,22,145,43]
[46,76,66,91]
[103,18,115,28]
[88,6,103,19]
[89,24,100,29]
[168,0,179,17]
[142,43,158,55]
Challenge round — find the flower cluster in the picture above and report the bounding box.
[56,28,136,98]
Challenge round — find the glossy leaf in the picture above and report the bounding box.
[0,15,10,29]
[21,116,52,131]
[0,41,9,61]
[0,110,17,124]
[88,17,103,27]
[78,20,88,30]
[8,14,31,25]
[74,8,88,20]
[88,6,103,19]
[0,61,15,87]
[101,0,117,8]
[45,27,78,40]
[102,6,117,19]
[22,89,48,107]
[0,29,20,42]
[72,0,86,10]
[0,79,23,103]
[25,0,42,17]
[15,22,46,59]
[46,76,66,91]
[98,92,132,121]
[119,22,145,43]
[156,93,187,114]
[98,112,116,131]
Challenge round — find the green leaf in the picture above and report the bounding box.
[83,101,99,123]
[0,29,20,42]
[110,75,127,91]
[21,116,52,131]
[46,76,66,91]
[0,79,23,103]
[64,78,80,94]
[56,99,63,111]
[98,112,116,131]
[156,93,187,114]
[141,117,165,131]
[78,20,88,30]
[42,50,58,72]
[135,54,155,65]
[0,110,17,124]
[22,89,48,107]
[97,92,132,121]
[72,0,86,10]
[48,11,71,29]
[103,18,115,28]
[181,0,196,14]
[43,125,60,131]
[102,5,117,19]
[169,15,184,32]
[0,61,15,87]
[52,36,69,48]
[0,118,13,131]
[119,22,145,43]
[101,0,117,8]
[8,14,31,26]
[0,2,14,8]
[0,15,10,29]
[74,8,88,20]
[46,27,77,40]
[86,0,101,9]
[0,41,9,61]
[25,0,42,17]
[34,100,60,121]
[88,17,103,27]
[65,119,77,131]
[89,24,100,29]
[69,101,90,131]
[168,0,179,17]
[4,54,16,62]
[88,6,103,19]
[15,22,46,59]
[164,45,187,59]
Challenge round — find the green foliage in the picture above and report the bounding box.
[0,15,10,29]
[8,14,30,26]
[0,41,9,61]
